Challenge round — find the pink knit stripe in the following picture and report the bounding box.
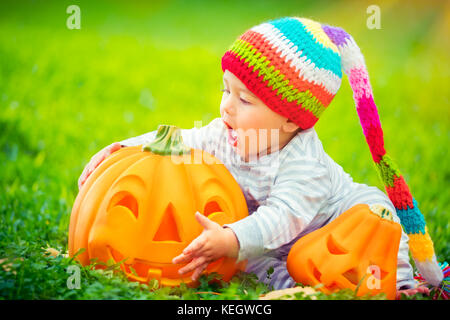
[354,93,386,162]
[354,93,382,136]
[346,63,386,162]
[348,66,373,101]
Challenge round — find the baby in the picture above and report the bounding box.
[79,17,443,298]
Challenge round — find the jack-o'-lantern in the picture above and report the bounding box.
[287,204,401,300]
[68,125,248,287]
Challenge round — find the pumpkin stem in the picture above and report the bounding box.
[142,125,191,156]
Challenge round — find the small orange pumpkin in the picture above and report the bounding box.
[287,204,401,300]
[69,125,248,287]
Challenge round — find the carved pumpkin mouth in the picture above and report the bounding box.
[102,199,236,286]
[107,246,225,286]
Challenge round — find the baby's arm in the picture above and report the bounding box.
[78,142,122,189]
[119,131,156,147]
[225,157,331,261]
[119,118,223,150]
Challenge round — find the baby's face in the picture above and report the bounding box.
[220,70,299,161]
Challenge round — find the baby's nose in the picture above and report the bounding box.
[222,99,236,116]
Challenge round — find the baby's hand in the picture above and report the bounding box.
[396,286,430,299]
[172,212,239,281]
[77,142,122,190]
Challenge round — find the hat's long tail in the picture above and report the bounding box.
[322,24,447,295]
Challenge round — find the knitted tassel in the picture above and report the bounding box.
[322,24,446,292]
[415,262,450,299]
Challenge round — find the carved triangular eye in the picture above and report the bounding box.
[108,192,139,219]
[368,262,389,280]
[379,269,389,280]
[342,268,359,285]
[204,200,222,217]
[153,203,181,242]
[327,234,348,255]
[308,259,322,282]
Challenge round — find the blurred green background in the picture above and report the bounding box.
[0,0,448,299]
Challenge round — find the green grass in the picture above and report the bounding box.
[0,0,448,300]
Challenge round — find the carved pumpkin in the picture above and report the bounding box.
[68,125,248,287]
[287,204,401,300]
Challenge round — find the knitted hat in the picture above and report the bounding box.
[221,17,447,293]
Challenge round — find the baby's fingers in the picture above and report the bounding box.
[172,238,203,264]
[183,235,206,256]
[172,252,192,265]
[191,263,208,281]
[109,142,122,154]
[178,256,207,276]
[78,144,121,190]
[78,166,89,189]
[416,287,430,295]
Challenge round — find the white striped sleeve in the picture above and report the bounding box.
[225,157,331,262]
[119,130,157,147]
[119,118,222,150]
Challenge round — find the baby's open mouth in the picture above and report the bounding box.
[223,120,238,147]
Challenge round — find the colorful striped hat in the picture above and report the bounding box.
[221,17,447,293]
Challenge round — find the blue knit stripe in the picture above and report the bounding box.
[396,199,426,235]
[269,17,342,77]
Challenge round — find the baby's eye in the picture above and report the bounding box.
[240,98,251,105]
[220,89,229,94]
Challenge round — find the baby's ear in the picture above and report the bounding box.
[282,119,300,133]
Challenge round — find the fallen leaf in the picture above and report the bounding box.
[259,286,317,300]
[0,257,24,275]
[42,246,69,258]
[42,246,61,257]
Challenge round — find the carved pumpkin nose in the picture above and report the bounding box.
[153,203,181,242]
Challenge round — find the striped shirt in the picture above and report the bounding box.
[120,117,416,289]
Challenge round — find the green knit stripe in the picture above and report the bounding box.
[374,155,402,188]
[229,39,326,118]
